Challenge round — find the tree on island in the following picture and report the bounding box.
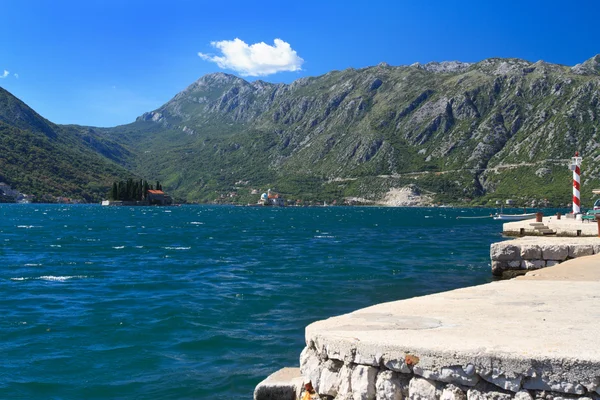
[107,179,163,201]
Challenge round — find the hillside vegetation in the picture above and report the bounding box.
[0,88,134,201]
[2,55,600,206]
[101,55,600,206]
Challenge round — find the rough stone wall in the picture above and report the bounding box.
[490,242,599,277]
[300,345,600,400]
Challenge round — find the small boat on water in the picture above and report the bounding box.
[492,213,537,221]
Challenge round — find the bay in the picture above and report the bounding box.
[1,204,507,399]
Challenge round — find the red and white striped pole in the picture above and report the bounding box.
[572,151,582,214]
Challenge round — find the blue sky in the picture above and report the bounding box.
[0,0,599,127]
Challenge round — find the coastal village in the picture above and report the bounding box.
[0,182,32,203]
[0,182,80,204]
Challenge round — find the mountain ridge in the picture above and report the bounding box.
[2,54,600,205]
[101,54,600,205]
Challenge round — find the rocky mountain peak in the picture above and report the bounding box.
[196,72,246,85]
[411,60,472,73]
[474,58,535,76]
[251,79,278,91]
[572,54,600,75]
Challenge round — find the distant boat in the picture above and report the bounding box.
[492,213,537,221]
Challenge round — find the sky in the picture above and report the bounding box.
[0,0,599,127]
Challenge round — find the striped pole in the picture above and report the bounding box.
[572,151,581,214]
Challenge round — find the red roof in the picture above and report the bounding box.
[147,190,165,195]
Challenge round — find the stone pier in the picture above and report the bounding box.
[257,255,600,400]
[491,236,600,278]
[502,216,599,237]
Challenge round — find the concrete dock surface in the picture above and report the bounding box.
[300,254,600,398]
[503,215,599,236]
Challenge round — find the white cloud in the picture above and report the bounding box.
[198,38,304,76]
[0,70,8,78]
[14,73,18,79]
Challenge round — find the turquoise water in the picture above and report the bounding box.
[1,205,506,399]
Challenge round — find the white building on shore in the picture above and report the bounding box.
[259,189,285,206]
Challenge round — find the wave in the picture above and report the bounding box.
[11,275,88,282]
[163,246,191,250]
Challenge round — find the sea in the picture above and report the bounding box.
[1,204,518,399]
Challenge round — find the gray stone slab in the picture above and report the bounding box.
[520,245,542,260]
[254,367,304,400]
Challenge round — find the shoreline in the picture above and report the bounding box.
[255,217,600,400]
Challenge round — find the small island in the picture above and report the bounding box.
[101,179,173,206]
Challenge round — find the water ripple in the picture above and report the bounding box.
[0,204,530,399]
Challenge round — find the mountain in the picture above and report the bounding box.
[2,55,599,206]
[0,87,133,202]
[102,55,600,206]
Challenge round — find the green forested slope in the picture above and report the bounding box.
[0,88,134,201]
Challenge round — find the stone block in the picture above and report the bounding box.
[522,376,586,395]
[492,260,523,276]
[491,244,521,261]
[513,390,533,400]
[337,364,353,398]
[375,370,404,400]
[522,260,545,270]
[491,261,509,276]
[441,384,466,400]
[466,382,513,400]
[318,359,343,397]
[520,245,542,260]
[508,260,523,269]
[479,370,522,392]
[413,365,479,387]
[300,347,322,389]
[546,260,560,267]
[382,355,412,374]
[408,377,443,400]
[355,349,382,366]
[352,365,378,400]
[568,245,594,258]
[540,245,568,261]
[254,367,304,400]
